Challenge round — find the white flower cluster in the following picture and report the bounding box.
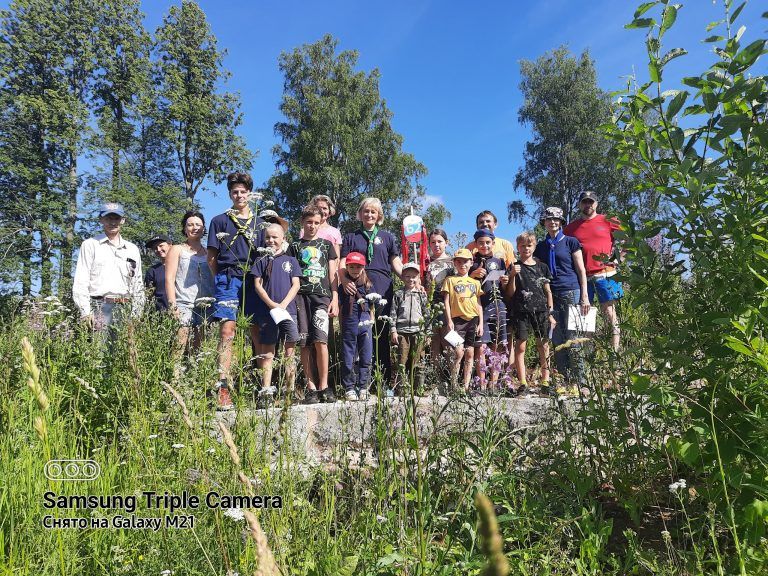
[215,232,231,241]
[356,298,366,306]
[74,376,99,399]
[365,293,382,302]
[669,479,687,494]
[171,443,185,450]
[223,507,245,522]
[257,246,276,256]
[194,296,216,308]
[247,191,263,204]
[358,319,374,327]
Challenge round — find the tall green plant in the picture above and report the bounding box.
[605,2,768,573]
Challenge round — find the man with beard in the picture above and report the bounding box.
[564,191,623,352]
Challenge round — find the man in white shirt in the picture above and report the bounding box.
[72,203,145,330]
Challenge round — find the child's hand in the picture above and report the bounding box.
[328,297,339,318]
[470,267,487,279]
[549,315,557,328]
[499,275,509,286]
[390,331,398,345]
[342,277,357,296]
[511,263,521,276]
[476,322,483,337]
[446,319,454,332]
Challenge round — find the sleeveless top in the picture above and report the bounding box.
[175,249,214,306]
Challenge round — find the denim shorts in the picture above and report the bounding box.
[588,276,624,304]
[176,303,211,327]
[211,271,263,322]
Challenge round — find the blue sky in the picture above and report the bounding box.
[8,0,766,247]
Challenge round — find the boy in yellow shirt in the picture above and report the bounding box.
[442,249,484,392]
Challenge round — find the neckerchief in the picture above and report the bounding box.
[361,225,379,264]
[226,210,256,250]
[546,230,565,278]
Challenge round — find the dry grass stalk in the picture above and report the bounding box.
[553,337,591,353]
[162,381,194,430]
[475,493,509,576]
[21,337,49,412]
[218,421,241,468]
[242,509,281,576]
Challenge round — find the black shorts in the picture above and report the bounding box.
[453,316,478,347]
[255,315,300,346]
[296,293,330,346]
[510,309,549,341]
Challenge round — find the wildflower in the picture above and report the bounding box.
[365,292,382,302]
[207,448,215,454]
[171,443,185,449]
[379,299,387,306]
[669,479,687,494]
[256,246,275,256]
[262,200,274,207]
[358,319,374,327]
[148,434,158,439]
[194,296,215,308]
[216,232,231,241]
[356,298,366,306]
[247,191,263,203]
[161,571,173,576]
[376,514,387,523]
[223,507,245,522]
[74,376,99,399]
[661,530,671,542]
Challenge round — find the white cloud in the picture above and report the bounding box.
[422,194,443,208]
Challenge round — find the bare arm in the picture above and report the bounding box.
[443,290,453,331]
[253,277,277,309]
[476,298,483,337]
[165,245,181,309]
[207,247,219,277]
[390,255,403,279]
[328,257,339,317]
[279,277,301,310]
[572,249,590,313]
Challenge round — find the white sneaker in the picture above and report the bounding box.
[357,389,370,401]
[345,390,359,401]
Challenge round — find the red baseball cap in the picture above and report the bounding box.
[346,252,366,266]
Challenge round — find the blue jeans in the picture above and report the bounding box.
[552,289,585,386]
[341,312,373,392]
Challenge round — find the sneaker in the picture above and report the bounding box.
[216,382,234,411]
[344,390,359,401]
[304,389,319,405]
[515,385,527,397]
[555,385,568,396]
[384,388,395,398]
[567,385,580,397]
[318,388,336,403]
[357,388,371,401]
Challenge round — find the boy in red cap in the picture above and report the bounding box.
[338,251,374,401]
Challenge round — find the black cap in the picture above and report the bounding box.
[145,235,170,249]
[578,191,599,203]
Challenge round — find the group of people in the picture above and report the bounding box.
[72,171,623,409]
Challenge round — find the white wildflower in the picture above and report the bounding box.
[669,479,687,494]
[379,299,387,306]
[74,376,99,399]
[223,508,245,522]
[365,292,382,302]
[247,192,263,203]
[257,246,276,255]
[376,514,387,523]
[356,298,366,305]
[148,434,159,439]
[207,448,215,454]
[358,320,374,327]
[171,443,185,450]
[262,200,274,207]
[216,232,231,241]
[160,571,173,576]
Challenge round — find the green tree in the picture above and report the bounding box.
[510,46,640,223]
[267,34,440,232]
[153,0,252,201]
[607,2,768,572]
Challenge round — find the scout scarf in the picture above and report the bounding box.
[226,210,256,250]
[361,225,379,264]
[546,230,565,278]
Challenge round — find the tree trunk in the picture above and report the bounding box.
[60,150,77,297]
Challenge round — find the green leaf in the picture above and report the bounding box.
[706,19,724,31]
[660,47,688,67]
[729,1,746,24]
[724,335,753,357]
[625,17,655,29]
[702,91,718,112]
[682,76,703,88]
[666,91,689,118]
[335,556,359,576]
[634,2,660,18]
[660,4,678,35]
[703,35,725,43]
[649,60,661,83]
[734,39,767,68]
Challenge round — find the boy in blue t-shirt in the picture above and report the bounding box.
[206,172,266,409]
[252,224,301,407]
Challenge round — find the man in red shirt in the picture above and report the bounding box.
[564,191,623,351]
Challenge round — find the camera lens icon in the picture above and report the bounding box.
[44,460,101,481]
